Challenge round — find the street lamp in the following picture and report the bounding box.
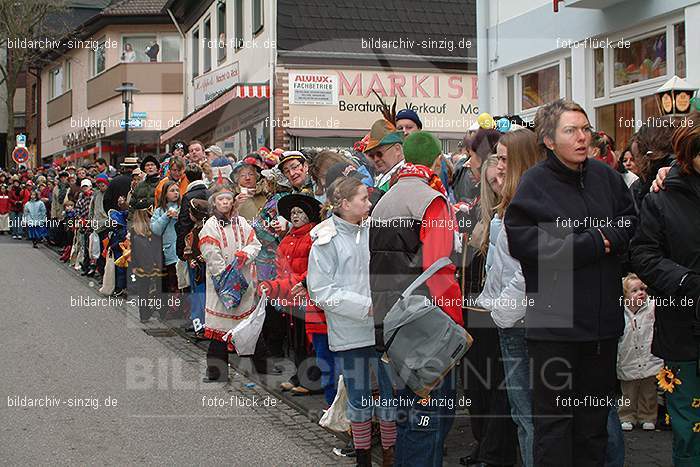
[115,82,140,164]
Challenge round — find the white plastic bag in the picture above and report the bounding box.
[89,231,101,260]
[99,252,116,296]
[176,259,190,289]
[319,375,350,432]
[227,291,267,356]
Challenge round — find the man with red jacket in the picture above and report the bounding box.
[258,194,336,404]
[9,179,29,239]
[370,130,462,466]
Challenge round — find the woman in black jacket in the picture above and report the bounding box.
[504,99,636,467]
[630,111,700,467]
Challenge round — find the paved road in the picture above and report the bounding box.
[0,237,349,466]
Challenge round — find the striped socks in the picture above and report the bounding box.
[379,420,397,449]
[350,420,372,450]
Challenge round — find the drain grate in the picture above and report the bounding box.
[143,328,177,337]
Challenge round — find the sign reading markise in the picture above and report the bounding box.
[194,61,240,108]
[286,69,479,133]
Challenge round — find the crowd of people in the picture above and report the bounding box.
[1,102,699,467]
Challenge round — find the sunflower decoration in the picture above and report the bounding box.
[666,413,671,426]
[692,398,700,409]
[657,366,682,393]
[693,422,700,433]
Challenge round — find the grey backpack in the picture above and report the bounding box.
[383,257,473,398]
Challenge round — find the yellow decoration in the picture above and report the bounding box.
[693,422,700,433]
[477,112,495,130]
[692,398,700,409]
[657,367,682,393]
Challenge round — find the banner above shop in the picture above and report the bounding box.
[194,61,240,108]
[286,69,479,134]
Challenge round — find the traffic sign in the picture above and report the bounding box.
[12,146,30,164]
[16,134,27,147]
[131,112,147,119]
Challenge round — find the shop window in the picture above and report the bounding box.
[161,35,181,62]
[217,2,227,62]
[521,64,559,111]
[122,36,158,63]
[192,28,200,77]
[613,31,666,87]
[594,48,604,98]
[253,0,264,35]
[235,0,244,50]
[674,22,685,78]
[641,94,662,121]
[596,100,634,152]
[49,67,64,99]
[91,37,106,75]
[203,18,212,72]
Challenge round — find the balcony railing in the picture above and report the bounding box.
[47,90,72,126]
[86,62,183,109]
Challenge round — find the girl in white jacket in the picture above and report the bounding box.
[617,273,663,431]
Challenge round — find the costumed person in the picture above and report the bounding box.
[24,190,48,248]
[0,184,10,234]
[150,180,181,320]
[59,201,76,262]
[232,154,268,221]
[308,176,396,467]
[182,198,210,337]
[9,178,26,239]
[258,194,335,401]
[369,130,462,467]
[200,187,262,382]
[128,155,161,222]
[630,111,700,467]
[617,274,663,431]
[363,95,405,193]
[75,179,94,275]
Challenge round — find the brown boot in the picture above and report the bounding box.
[355,447,372,467]
[382,446,395,467]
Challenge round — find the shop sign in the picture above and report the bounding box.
[289,73,337,105]
[62,123,106,148]
[194,61,240,108]
[287,69,479,133]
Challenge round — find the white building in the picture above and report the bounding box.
[478,0,700,149]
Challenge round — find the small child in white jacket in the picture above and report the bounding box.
[617,273,663,431]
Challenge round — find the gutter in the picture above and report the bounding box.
[476,0,490,114]
[277,50,476,64]
[166,8,188,139]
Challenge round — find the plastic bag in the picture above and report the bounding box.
[99,253,116,296]
[212,259,249,309]
[319,375,350,432]
[226,290,267,356]
[89,231,100,260]
[176,259,190,289]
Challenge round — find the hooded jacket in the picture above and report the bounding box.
[151,202,180,266]
[630,164,700,360]
[307,215,373,352]
[176,180,209,260]
[505,149,637,341]
[617,299,663,380]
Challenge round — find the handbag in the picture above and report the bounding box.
[212,257,249,309]
[383,257,473,398]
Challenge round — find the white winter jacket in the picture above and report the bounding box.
[617,299,664,381]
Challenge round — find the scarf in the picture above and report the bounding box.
[391,163,447,196]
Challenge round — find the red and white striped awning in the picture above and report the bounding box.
[160,83,270,143]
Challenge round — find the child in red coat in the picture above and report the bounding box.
[258,194,337,405]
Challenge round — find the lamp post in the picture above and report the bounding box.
[115,82,140,164]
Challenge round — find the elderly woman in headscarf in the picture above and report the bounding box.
[232,153,268,221]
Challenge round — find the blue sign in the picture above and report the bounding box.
[131,112,147,119]
[119,119,144,129]
[16,134,27,146]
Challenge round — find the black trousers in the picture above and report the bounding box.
[206,333,272,380]
[262,303,285,358]
[528,338,617,467]
[463,326,519,465]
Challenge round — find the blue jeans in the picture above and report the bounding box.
[10,212,22,237]
[395,368,457,467]
[188,265,205,324]
[336,346,396,422]
[605,406,625,467]
[499,327,534,467]
[311,333,338,406]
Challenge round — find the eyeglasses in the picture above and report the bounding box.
[282,162,303,175]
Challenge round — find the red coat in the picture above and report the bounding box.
[0,194,9,214]
[8,188,27,213]
[260,222,327,335]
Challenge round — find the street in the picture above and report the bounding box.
[0,236,350,465]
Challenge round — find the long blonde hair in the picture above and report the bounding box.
[479,155,501,255]
[496,129,542,218]
[132,208,152,238]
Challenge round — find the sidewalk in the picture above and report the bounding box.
[45,242,673,466]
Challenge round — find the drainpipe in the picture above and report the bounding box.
[476,0,490,115]
[268,0,276,149]
[167,8,187,130]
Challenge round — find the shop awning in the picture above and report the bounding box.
[286,128,466,141]
[160,83,270,144]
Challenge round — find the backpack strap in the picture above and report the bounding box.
[399,257,452,300]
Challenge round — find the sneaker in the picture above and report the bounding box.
[333,440,356,458]
[280,381,294,391]
[621,422,634,431]
[642,422,655,431]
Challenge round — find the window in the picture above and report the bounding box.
[203,18,212,72]
[31,84,37,115]
[596,100,634,152]
[161,34,181,62]
[641,94,662,121]
[521,64,559,110]
[14,113,26,129]
[192,28,200,77]
[122,36,158,63]
[674,22,685,78]
[594,48,604,98]
[235,0,243,50]
[49,67,64,99]
[64,61,71,91]
[613,31,666,88]
[91,37,106,76]
[253,0,263,34]
[217,2,226,62]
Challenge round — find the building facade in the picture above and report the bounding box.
[478,0,700,150]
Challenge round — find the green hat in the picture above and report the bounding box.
[403,131,442,167]
[364,119,403,152]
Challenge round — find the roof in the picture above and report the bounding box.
[101,0,170,16]
[276,0,476,61]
